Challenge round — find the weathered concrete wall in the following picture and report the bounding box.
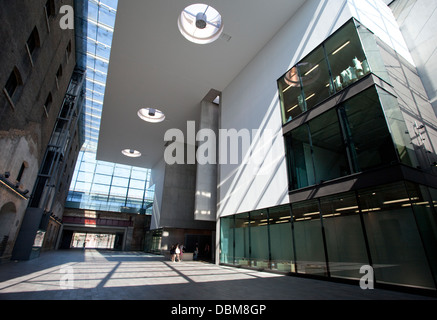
[0,0,76,261]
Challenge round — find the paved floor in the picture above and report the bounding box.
[0,250,434,300]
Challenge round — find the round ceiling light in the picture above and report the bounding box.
[138,107,166,123]
[122,149,142,158]
[178,4,223,44]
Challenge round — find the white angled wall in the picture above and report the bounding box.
[218,0,412,218]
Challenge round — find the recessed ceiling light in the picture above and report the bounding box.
[178,4,224,44]
[122,149,142,158]
[138,108,166,123]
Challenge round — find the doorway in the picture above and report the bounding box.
[185,234,213,261]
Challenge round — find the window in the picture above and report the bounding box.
[249,210,270,268]
[309,108,350,183]
[56,65,63,89]
[325,20,369,92]
[338,87,399,172]
[298,46,332,111]
[43,92,53,117]
[57,65,63,80]
[66,40,72,62]
[285,87,402,191]
[286,124,314,190]
[234,212,250,266]
[359,182,436,289]
[3,67,22,109]
[292,199,327,276]
[320,192,369,280]
[268,205,294,272]
[4,68,20,98]
[278,19,381,124]
[26,27,40,65]
[16,162,28,183]
[45,0,56,18]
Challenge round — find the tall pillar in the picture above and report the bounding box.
[194,100,219,222]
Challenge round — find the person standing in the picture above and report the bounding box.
[179,244,185,261]
[170,244,176,262]
[193,242,199,261]
[175,244,181,262]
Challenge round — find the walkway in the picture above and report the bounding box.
[0,250,434,300]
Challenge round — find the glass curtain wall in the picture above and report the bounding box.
[269,205,294,272]
[67,0,155,214]
[249,210,270,268]
[285,86,415,192]
[292,199,327,276]
[220,216,234,264]
[278,19,385,124]
[220,182,437,290]
[320,192,369,280]
[234,212,250,266]
[359,183,436,289]
[409,186,437,283]
[67,150,154,214]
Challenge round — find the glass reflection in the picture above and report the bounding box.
[279,19,377,124]
[220,216,234,264]
[269,205,295,272]
[234,212,250,266]
[309,108,350,183]
[298,46,332,110]
[292,200,327,276]
[359,183,436,289]
[321,193,369,280]
[220,182,437,289]
[250,210,270,268]
[286,125,314,190]
[325,20,370,92]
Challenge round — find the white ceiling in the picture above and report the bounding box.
[96,0,307,169]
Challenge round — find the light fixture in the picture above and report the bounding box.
[335,205,359,212]
[287,93,316,113]
[332,41,351,55]
[178,4,224,44]
[304,64,319,76]
[382,198,411,205]
[303,211,320,217]
[138,107,165,123]
[122,149,142,158]
[305,93,316,101]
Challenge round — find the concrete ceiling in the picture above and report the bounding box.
[96,0,306,169]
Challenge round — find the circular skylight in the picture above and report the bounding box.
[138,108,166,123]
[178,4,223,44]
[122,149,142,158]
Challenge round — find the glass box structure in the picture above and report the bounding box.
[220,19,437,293]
